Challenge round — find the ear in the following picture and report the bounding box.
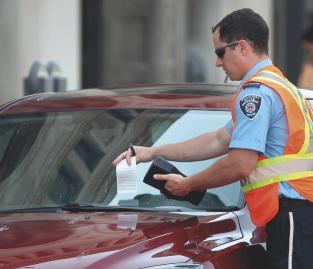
[238,40,250,56]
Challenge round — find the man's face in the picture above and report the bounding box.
[213,29,245,81]
[303,40,313,63]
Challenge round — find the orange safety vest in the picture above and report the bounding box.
[231,65,313,227]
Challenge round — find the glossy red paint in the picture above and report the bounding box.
[0,211,241,269]
[0,87,234,116]
[0,85,267,269]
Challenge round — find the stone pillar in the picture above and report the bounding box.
[150,0,187,83]
[186,0,212,82]
[100,0,187,86]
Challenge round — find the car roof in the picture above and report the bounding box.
[0,84,237,115]
[1,85,312,116]
[300,88,313,99]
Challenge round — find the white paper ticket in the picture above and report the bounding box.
[116,156,137,193]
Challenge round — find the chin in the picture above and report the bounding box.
[228,74,242,82]
[227,74,236,81]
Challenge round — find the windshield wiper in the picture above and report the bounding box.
[155,205,241,212]
[60,203,171,212]
[205,206,241,212]
[0,203,179,213]
[0,204,241,213]
[0,206,64,213]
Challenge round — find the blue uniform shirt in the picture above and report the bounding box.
[225,58,305,199]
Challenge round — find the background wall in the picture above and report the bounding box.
[0,0,301,106]
[0,0,80,105]
[82,0,274,89]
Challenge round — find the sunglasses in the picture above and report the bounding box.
[215,41,240,58]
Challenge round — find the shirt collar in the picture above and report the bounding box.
[240,58,273,87]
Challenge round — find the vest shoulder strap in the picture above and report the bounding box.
[242,82,261,90]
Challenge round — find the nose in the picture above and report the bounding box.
[215,57,223,67]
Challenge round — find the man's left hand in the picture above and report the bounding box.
[153,174,191,196]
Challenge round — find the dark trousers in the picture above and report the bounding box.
[266,198,313,269]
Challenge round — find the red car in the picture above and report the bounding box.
[0,85,267,269]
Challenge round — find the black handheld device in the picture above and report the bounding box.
[143,156,205,205]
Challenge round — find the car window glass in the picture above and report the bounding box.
[0,109,241,211]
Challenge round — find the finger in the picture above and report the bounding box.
[129,143,136,156]
[153,174,169,181]
[112,152,127,166]
[125,148,133,166]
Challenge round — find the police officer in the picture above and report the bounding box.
[113,8,313,269]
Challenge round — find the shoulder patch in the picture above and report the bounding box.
[243,82,261,90]
[239,94,262,120]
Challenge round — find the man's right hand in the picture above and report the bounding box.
[112,145,155,166]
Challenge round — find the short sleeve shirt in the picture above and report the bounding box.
[226,58,305,199]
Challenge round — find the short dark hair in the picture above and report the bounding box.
[212,8,269,54]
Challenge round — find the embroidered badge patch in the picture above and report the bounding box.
[239,94,262,120]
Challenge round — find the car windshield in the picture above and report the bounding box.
[0,108,242,211]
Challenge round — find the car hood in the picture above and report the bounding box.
[0,211,242,269]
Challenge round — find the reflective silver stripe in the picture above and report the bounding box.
[305,101,313,135]
[254,71,307,110]
[242,70,313,189]
[309,133,313,153]
[257,70,298,93]
[254,71,299,96]
[247,157,313,185]
[255,71,312,124]
[252,70,313,152]
[254,72,306,113]
[288,212,294,269]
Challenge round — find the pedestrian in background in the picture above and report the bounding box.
[298,19,313,89]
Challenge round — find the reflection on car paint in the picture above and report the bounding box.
[0,87,271,269]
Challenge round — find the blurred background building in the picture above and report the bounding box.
[0,0,312,105]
